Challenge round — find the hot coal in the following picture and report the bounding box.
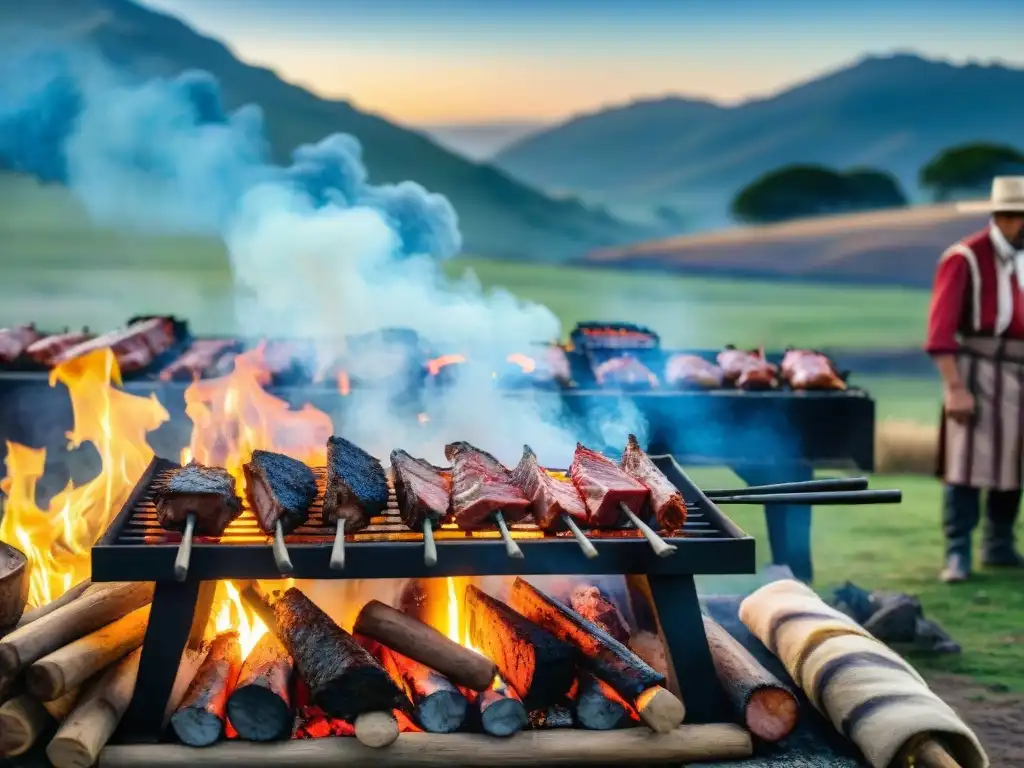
[323,437,390,532]
[445,441,530,529]
[242,450,318,535]
[390,449,450,532]
[528,700,574,729]
[510,445,587,530]
[569,443,648,527]
[569,586,630,645]
[620,435,687,532]
[156,461,242,536]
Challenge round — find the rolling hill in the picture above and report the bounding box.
[0,0,638,259]
[494,53,1024,227]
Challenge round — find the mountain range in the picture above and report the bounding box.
[420,121,546,162]
[0,0,636,259]
[494,54,1024,228]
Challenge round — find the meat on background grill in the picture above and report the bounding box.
[510,445,588,530]
[53,317,177,373]
[444,442,530,530]
[620,434,687,532]
[25,330,94,367]
[780,349,846,391]
[323,436,390,533]
[570,443,649,527]
[717,346,778,390]
[664,354,724,389]
[159,339,240,381]
[156,461,242,536]
[390,449,451,532]
[242,449,318,536]
[0,325,43,363]
[593,354,657,388]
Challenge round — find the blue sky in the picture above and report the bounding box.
[139,0,1024,124]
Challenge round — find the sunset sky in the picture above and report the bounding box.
[139,0,1024,125]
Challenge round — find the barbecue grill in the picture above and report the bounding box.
[91,454,754,744]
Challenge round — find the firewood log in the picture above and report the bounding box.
[225,632,292,742]
[574,672,633,731]
[472,680,527,737]
[47,647,142,768]
[171,631,241,747]
[0,693,51,757]
[42,687,82,722]
[15,580,91,629]
[27,605,150,701]
[0,582,153,676]
[0,542,29,631]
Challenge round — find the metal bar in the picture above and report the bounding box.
[715,489,902,505]
[703,476,869,497]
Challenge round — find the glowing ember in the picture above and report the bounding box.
[0,350,169,608]
[425,354,466,377]
[417,413,430,425]
[336,370,351,396]
[506,353,536,374]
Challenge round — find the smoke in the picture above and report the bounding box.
[0,39,647,467]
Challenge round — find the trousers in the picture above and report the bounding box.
[943,484,1021,564]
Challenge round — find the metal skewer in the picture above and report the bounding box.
[704,476,869,498]
[173,513,196,582]
[273,520,294,574]
[619,502,677,557]
[422,519,438,566]
[330,518,346,571]
[713,489,902,506]
[561,513,598,559]
[492,511,524,559]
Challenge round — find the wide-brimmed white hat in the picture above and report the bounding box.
[957,176,1024,214]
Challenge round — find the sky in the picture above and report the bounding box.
[138,0,1024,125]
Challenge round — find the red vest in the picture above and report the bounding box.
[946,228,1014,336]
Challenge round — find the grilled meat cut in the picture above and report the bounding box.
[242,449,318,535]
[664,354,723,389]
[593,354,657,388]
[160,339,240,381]
[510,445,587,530]
[390,449,451,531]
[780,349,846,391]
[569,443,648,527]
[53,317,177,373]
[157,461,242,536]
[444,442,530,530]
[717,347,778,390]
[323,436,390,532]
[25,331,94,367]
[619,434,687,532]
[0,325,43,363]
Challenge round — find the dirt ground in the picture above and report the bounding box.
[928,675,1024,767]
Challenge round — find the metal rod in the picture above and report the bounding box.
[714,489,902,506]
[493,511,524,559]
[618,502,677,557]
[422,519,438,566]
[705,476,869,498]
[273,521,294,574]
[329,518,346,571]
[561,513,598,559]
[173,513,195,583]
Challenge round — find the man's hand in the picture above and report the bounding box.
[944,384,975,423]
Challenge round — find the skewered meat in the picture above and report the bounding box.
[53,317,178,373]
[157,461,242,536]
[390,449,451,532]
[159,339,240,381]
[592,354,657,388]
[619,434,687,532]
[664,354,723,389]
[510,445,588,530]
[323,436,390,533]
[780,349,846,391]
[569,443,648,527]
[25,330,94,366]
[717,347,778,390]
[0,325,43,363]
[444,442,530,530]
[242,449,318,535]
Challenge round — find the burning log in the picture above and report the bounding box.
[353,711,400,748]
[702,615,798,743]
[100,724,755,766]
[528,699,574,730]
[171,631,242,747]
[0,542,29,630]
[226,632,292,742]
[46,647,142,768]
[27,605,151,701]
[473,679,528,737]
[0,582,153,677]
[354,599,496,692]
[574,672,634,731]
[0,693,51,757]
[464,586,575,707]
[569,585,630,645]
[360,636,467,734]
[15,580,92,629]
[509,578,684,733]
[273,589,406,719]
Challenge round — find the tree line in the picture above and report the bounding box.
[731,142,1024,225]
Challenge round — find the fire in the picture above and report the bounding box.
[212,581,267,658]
[506,353,536,374]
[443,577,500,689]
[337,370,351,396]
[425,354,466,376]
[182,345,333,492]
[0,350,169,608]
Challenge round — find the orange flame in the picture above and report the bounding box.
[0,350,169,608]
[444,576,500,689]
[506,353,536,374]
[336,370,351,397]
[425,354,466,376]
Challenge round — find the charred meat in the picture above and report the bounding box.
[390,449,450,532]
[25,331,94,367]
[510,445,587,530]
[664,354,723,389]
[323,436,390,532]
[157,461,242,536]
[0,325,43,364]
[716,346,778,390]
[780,349,846,391]
[444,441,530,530]
[160,339,240,381]
[242,449,318,535]
[53,317,177,373]
[619,434,687,532]
[569,443,648,527]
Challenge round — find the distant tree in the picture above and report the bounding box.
[730,164,907,224]
[919,143,1024,201]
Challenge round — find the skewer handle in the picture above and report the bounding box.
[561,513,598,559]
[173,513,196,582]
[705,476,869,497]
[715,489,902,506]
[273,520,294,575]
[329,518,346,571]
[422,519,438,567]
[493,511,524,560]
[619,503,677,557]
[912,739,962,768]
